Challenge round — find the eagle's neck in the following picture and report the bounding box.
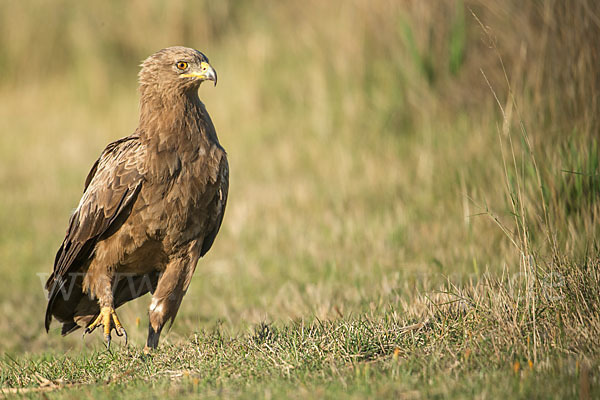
[136,87,222,180]
[137,88,217,150]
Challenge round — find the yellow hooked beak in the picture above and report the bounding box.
[181,61,217,86]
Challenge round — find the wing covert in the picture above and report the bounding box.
[45,136,145,330]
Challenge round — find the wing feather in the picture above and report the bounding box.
[45,136,145,331]
[200,157,229,257]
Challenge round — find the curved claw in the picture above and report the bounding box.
[81,306,128,348]
[83,325,97,336]
[114,325,128,344]
[83,310,106,339]
[111,310,128,345]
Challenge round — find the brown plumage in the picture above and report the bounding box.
[44,47,228,349]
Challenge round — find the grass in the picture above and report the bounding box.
[1,0,599,398]
[2,271,597,398]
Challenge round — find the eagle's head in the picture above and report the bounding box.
[139,46,217,94]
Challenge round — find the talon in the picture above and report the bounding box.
[121,327,128,345]
[82,306,127,347]
[112,313,124,334]
[84,310,106,338]
[111,310,128,345]
[114,325,128,341]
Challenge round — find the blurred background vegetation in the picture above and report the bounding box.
[0,0,598,358]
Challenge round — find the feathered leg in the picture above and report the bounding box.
[82,272,127,348]
[144,254,197,352]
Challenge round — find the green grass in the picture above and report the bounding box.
[2,284,598,399]
[1,0,599,398]
[1,313,595,399]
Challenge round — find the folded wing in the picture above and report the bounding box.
[44,136,145,331]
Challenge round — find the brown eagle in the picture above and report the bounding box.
[44,47,228,350]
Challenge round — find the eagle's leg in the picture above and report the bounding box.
[82,273,128,348]
[144,254,196,352]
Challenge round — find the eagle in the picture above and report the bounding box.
[44,47,228,350]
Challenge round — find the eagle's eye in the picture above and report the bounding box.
[176,61,188,70]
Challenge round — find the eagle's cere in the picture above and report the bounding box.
[44,47,228,350]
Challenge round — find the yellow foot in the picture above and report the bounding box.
[83,306,128,349]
